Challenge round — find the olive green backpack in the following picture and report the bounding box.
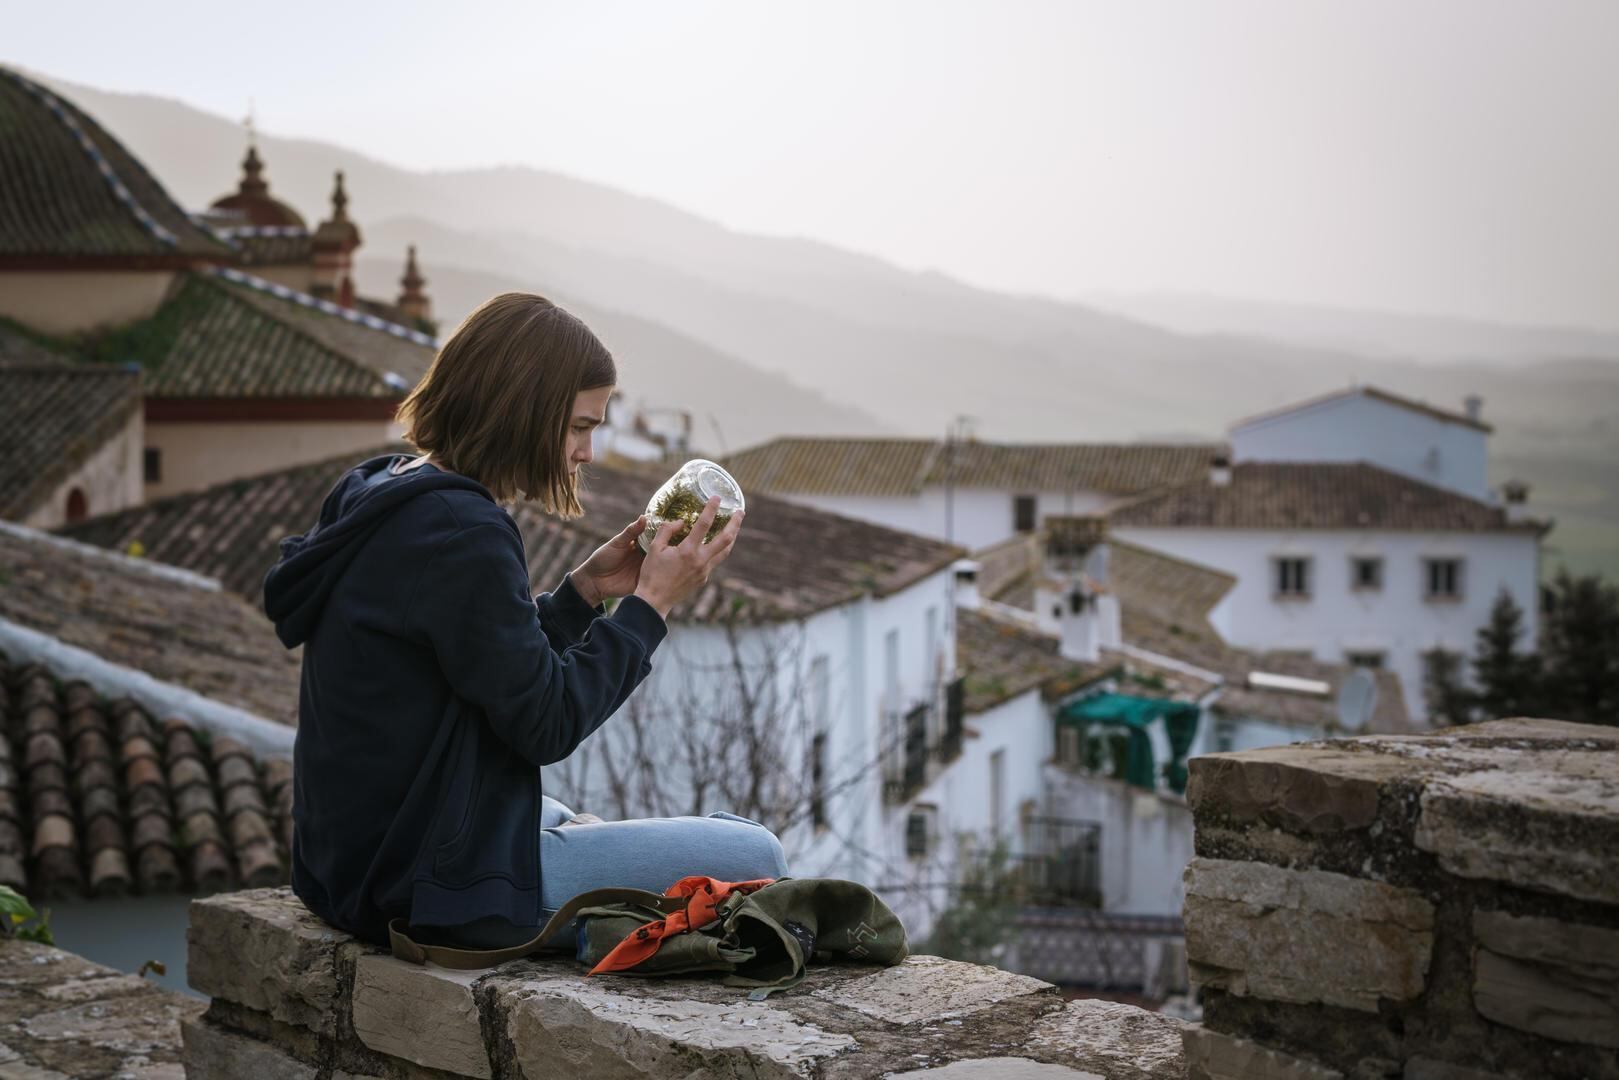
[389,877,908,995]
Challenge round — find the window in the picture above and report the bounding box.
[989,749,1006,837]
[1350,557,1383,592]
[809,733,828,829]
[143,448,162,484]
[884,629,900,709]
[64,488,88,524]
[1013,494,1037,533]
[1274,557,1312,599]
[1345,650,1385,670]
[1213,718,1235,754]
[1057,726,1082,766]
[924,606,938,688]
[905,806,936,858]
[1424,558,1465,601]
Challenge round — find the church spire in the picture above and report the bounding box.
[397,245,432,326]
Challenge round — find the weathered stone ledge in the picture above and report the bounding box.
[183,887,1190,1079]
[1183,718,1619,1080]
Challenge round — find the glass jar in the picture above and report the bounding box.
[637,459,746,552]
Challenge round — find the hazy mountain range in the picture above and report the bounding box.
[32,70,1619,580]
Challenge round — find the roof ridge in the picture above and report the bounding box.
[0,519,220,590]
[1,67,181,248]
[195,272,408,394]
[213,266,437,353]
[1108,536,1238,586]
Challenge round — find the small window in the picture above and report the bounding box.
[809,732,828,829]
[1424,558,1465,601]
[1013,494,1037,533]
[1350,557,1383,592]
[905,807,935,858]
[989,749,1006,836]
[65,488,88,524]
[1346,650,1385,670]
[1057,726,1081,766]
[144,447,163,484]
[1274,557,1311,599]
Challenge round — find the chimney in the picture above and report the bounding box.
[1210,452,1232,487]
[953,559,981,611]
[1501,479,1530,523]
[1463,394,1484,423]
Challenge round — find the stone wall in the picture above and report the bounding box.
[181,888,1189,1079]
[1180,718,1619,1080]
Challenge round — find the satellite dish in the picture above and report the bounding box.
[1336,669,1378,733]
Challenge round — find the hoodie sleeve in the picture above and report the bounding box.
[405,520,668,767]
[534,573,604,650]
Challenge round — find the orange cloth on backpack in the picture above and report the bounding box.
[587,875,776,976]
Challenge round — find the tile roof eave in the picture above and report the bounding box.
[5,377,142,519]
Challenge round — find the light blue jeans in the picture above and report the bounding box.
[435,796,789,949]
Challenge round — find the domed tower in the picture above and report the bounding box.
[396,245,431,327]
[208,143,306,229]
[310,171,362,307]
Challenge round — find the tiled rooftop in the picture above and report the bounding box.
[954,607,1104,715]
[723,438,1222,497]
[67,451,965,623]
[0,525,300,725]
[0,654,291,900]
[1108,462,1537,533]
[973,530,1411,732]
[0,320,72,368]
[0,68,232,261]
[0,364,140,520]
[1231,384,1494,434]
[99,271,428,399]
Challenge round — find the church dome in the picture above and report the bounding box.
[209,145,306,229]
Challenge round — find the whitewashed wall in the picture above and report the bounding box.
[1112,526,1540,721]
[145,418,401,498]
[781,487,1115,552]
[1040,765,1195,918]
[22,409,143,529]
[1232,393,1490,501]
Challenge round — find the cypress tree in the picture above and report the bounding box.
[1471,589,1542,721]
[1541,570,1619,726]
[1423,647,1474,727]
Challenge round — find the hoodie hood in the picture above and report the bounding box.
[263,454,493,648]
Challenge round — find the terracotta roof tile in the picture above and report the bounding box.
[1108,462,1535,533]
[0,364,141,520]
[0,656,293,899]
[68,451,965,623]
[954,608,1106,715]
[724,438,1222,497]
[0,68,234,261]
[0,525,301,725]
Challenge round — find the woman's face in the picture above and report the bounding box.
[566,385,613,475]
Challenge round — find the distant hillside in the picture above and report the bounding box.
[1088,292,1619,365]
[354,256,883,454]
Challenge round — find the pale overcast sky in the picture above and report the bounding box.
[6,0,1617,329]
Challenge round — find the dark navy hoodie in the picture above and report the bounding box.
[262,454,666,944]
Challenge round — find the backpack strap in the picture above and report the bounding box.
[388,887,688,970]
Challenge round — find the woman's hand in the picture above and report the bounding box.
[572,515,649,606]
[633,496,744,618]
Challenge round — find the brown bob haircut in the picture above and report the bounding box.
[396,293,615,515]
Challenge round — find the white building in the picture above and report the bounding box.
[723,438,1219,552]
[1109,459,1543,722]
[1231,385,1493,501]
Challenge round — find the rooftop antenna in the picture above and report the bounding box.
[1336,668,1378,732]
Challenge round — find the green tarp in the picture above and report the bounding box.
[1058,693,1200,793]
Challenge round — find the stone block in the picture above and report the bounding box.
[1471,910,1619,1049]
[1025,998,1187,1080]
[1187,749,1391,833]
[1403,1058,1511,1080]
[350,955,491,1078]
[1184,857,1433,1013]
[501,972,856,1080]
[186,888,352,1036]
[1415,764,1619,905]
[886,1059,1106,1079]
[180,1017,317,1080]
[810,954,1051,1024]
[1182,1025,1342,1080]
